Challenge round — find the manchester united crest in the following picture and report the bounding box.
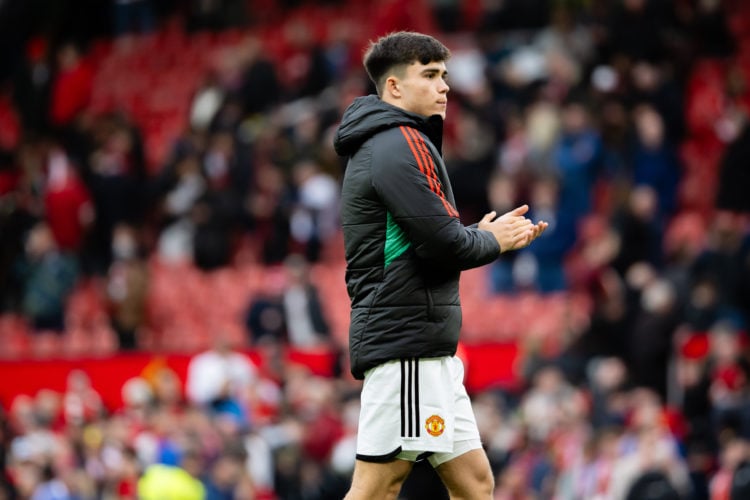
[425,414,445,437]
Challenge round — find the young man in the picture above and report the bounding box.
[333,32,548,499]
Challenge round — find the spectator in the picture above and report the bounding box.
[244,269,286,346]
[280,254,332,349]
[628,62,686,144]
[567,270,630,366]
[289,159,339,262]
[629,104,682,219]
[508,175,577,292]
[587,356,630,429]
[186,335,258,428]
[691,210,749,327]
[533,6,595,74]
[42,145,94,254]
[245,163,294,265]
[444,107,496,224]
[138,460,205,500]
[48,42,93,130]
[190,131,245,271]
[201,444,255,499]
[84,114,148,274]
[155,152,206,264]
[277,19,331,100]
[552,97,604,222]
[106,223,149,350]
[564,214,621,295]
[190,190,237,271]
[520,364,578,442]
[611,185,664,274]
[706,321,750,440]
[472,390,517,476]
[15,222,79,334]
[62,369,104,427]
[555,425,623,499]
[712,440,748,498]
[626,274,680,399]
[662,211,709,322]
[607,390,691,499]
[119,376,154,431]
[12,37,52,135]
[237,36,281,116]
[114,447,141,500]
[145,364,185,412]
[487,173,523,293]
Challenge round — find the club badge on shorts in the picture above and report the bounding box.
[425,414,445,437]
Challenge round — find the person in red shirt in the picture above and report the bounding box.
[43,146,94,252]
[49,42,94,128]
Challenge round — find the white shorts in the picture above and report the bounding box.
[355,356,482,468]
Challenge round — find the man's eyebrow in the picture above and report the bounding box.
[422,68,448,76]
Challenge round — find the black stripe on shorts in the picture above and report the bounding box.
[400,358,420,438]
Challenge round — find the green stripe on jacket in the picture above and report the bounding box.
[384,211,411,267]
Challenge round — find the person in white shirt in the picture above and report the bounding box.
[186,335,257,427]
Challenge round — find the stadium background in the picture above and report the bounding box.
[1,0,750,498]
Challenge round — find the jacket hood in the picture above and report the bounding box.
[333,95,444,157]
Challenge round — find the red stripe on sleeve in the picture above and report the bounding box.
[399,126,438,195]
[402,126,459,218]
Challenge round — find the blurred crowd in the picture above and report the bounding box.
[2,0,750,498]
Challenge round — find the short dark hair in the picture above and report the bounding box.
[363,31,450,96]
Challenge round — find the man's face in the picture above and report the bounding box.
[394,60,450,119]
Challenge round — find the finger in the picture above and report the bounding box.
[510,218,533,230]
[511,227,534,246]
[510,224,532,239]
[506,204,529,217]
[502,214,530,224]
[500,216,527,227]
[524,227,536,242]
[480,211,497,224]
[511,231,533,249]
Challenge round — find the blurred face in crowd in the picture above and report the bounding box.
[26,223,55,257]
[561,102,588,134]
[710,323,739,364]
[57,43,80,69]
[635,105,665,148]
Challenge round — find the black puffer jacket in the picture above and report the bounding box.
[334,95,500,379]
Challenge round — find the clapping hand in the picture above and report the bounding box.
[477,204,549,253]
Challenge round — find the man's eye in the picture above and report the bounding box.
[425,72,447,81]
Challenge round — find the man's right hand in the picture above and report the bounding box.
[477,204,548,253]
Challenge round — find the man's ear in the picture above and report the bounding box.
[385,76,401,99]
